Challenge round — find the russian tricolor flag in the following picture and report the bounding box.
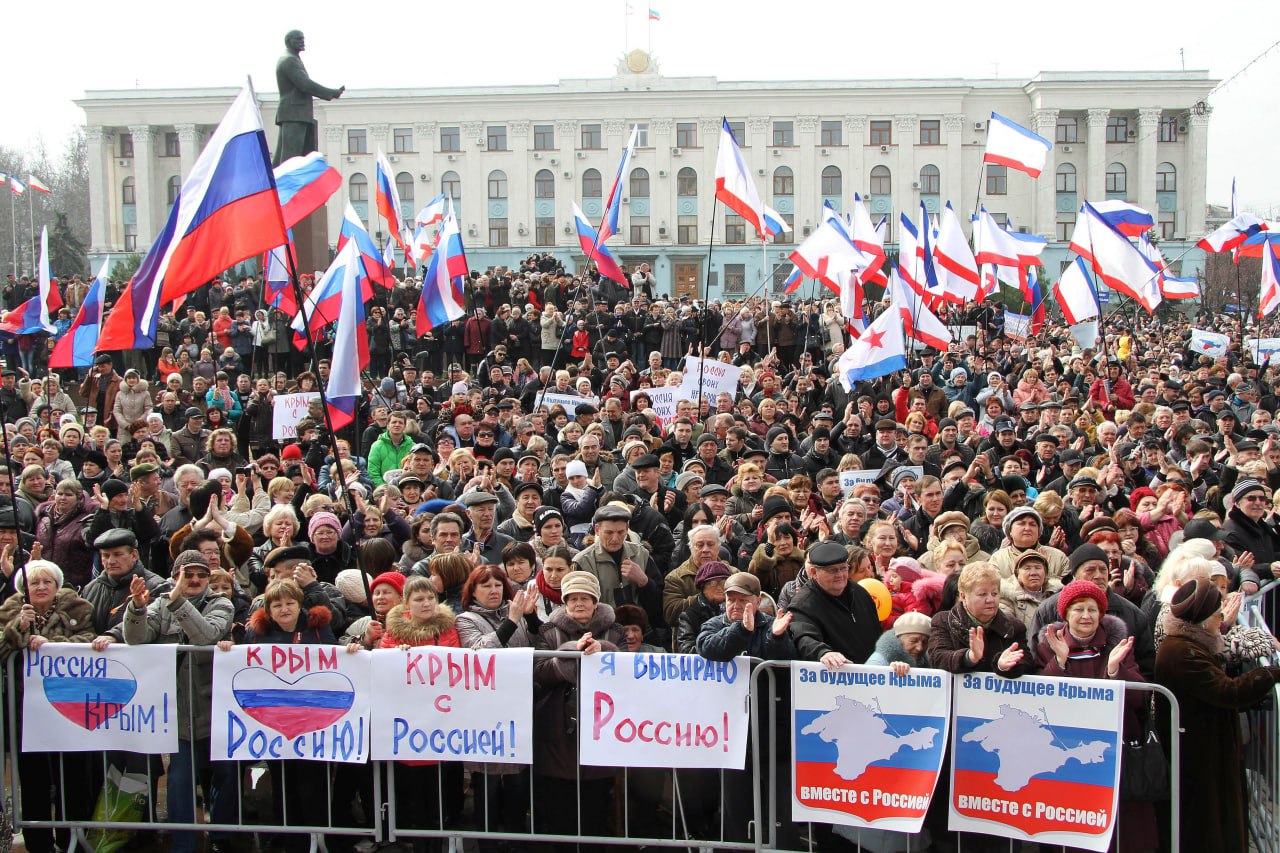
[0,227,60,335]
[572,202,628,287]
[1260,238,1280,319]
[337,202,396,289]
[98,85,287,350]
[762,204,791,240]
[715,118,765,239]
[323,241,368,431]
[417,208,468,337]
[1091,200,1154,238]
[263,242,297,314]
[983,112,1052,178]
[292,235,373,344]
[274,152,341,229]
[8,176,25,196]
[782,265,803,295]
[51,257,107,368]
[597,126,637,247]
[374,149,411,264]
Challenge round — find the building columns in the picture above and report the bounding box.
[1186,104,1212,238]
[1031,109,1058,238]
[1085,109,1109,204]
[84,127,112,253]
[128,125,157,251]
[1136,108,1161,219]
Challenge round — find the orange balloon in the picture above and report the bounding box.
[858,577,893,622]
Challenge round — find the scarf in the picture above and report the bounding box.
[536,571,563,606]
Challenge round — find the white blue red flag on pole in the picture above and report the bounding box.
[0,227,60,334]
[50,257,107,368]
[417,207,468,336]
[572,202,628,287]
[597,126,638,247]
[337,202,396,289]
[1052,256,1100,325]
[375,149,412,265]
[8,176,25,196]
[715,118,765,239]
[1259,237,1280,319]
[323,241,368,431]
[1091,200,1154,238]
[273,153,340,229]
[982,112,1052,178]
[762,205,791,239]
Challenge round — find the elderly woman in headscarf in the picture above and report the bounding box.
[1156,579,1280,853]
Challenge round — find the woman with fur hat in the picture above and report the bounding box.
[1157,579,1280,853]
[867,610,932,675]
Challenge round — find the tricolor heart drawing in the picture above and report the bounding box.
[44,659,138,731]
[232,667,355,739]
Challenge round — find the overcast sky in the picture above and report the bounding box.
[7,0,1279,215]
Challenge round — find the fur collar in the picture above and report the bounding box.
[385,602,457,644]
[1161,609,1225,656]
[546,601,617,636]
[248,605,331,636]
[873,630,926,667]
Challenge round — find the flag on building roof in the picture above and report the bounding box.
[835,305,906,390]
[273,152,341,229]
[99,85,287,350]
[51,257,108,368]
[648,7,660,20]
[932,203,980,304]
[1091,200,1154,238]
[323,241,368,431]
[375,149,412,266]
[336,202,396,289]
[27,176,51,194]
[1260,239,1280,319]
[0,227,60,334]
[888,266,950,350]
[417,206,468,336]
[983,112,1052,178]
[1052,256,1100,325]
[8,176,25,196]
[1199,212,1268,253]
[715,118,765,240]
[597,125,637,247]
[572,202,628,287]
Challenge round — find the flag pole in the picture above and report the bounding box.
[0,360,29,603]
[9,192,17,279]
[693,192,720,417]
[27,191,36,279]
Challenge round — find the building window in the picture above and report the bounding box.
[166,175,181,205]
[1160,215,1175,239]
[488,170,508,199]
[533,125,555,150]
[821,121,843,146]
[630,217,650,245]
[347,128,367,154]
[1057,212,1076,242]
[773,166,794,196]
[440,127,460,152]
[1106,163,1127,194]
[725,214,746,244]
[1056,117,1079,143]
[870,165,891,195]
[1159,116,1179,143]
[986,164,1007,195]
[634,123,649,148]
[821,165,842,197]
[919,120,940,145]
[1106,116,1129,143]
[396,173,415,212]
[990,212,1009,228]
[580,124,602,149]
[487,126,507,151]
[122,177,136,206]
[489,218,508,247]
[676,167,697,197]
[348,173,368,203]
[1056,163,1077,193]
[441,171,461,203]
[119,133,134,158]
[163,132,180,157]
[582,169,602,198]
[676,122,697,148]
[771,213,794,245]
[678,215,698,245]
[1156,162,1176,192]
[727,121,746,145]
[724,264,746,294]
[870,120,892,146]
[534,169,555,199]
[629,168,650,198]
[123,224,137,252]
[393,127,413,153]
[536,216,555,246]
[772,121,794,147]
[919,164,940,195]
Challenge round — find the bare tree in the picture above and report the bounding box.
[0,128,90,278]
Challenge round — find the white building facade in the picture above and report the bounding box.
[77,56,1216,301]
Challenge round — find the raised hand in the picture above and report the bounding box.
[996,642,1024,672]
[1044,625,1070,667]
[1106,636,1134,677]
[770,610,792,637]
[967,626,985,665]
[129,575,150,610]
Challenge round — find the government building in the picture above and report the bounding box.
[77,53,1216,302]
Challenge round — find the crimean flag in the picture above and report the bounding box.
[982,112,1052,178]
[27,176,51,194]
[715,118,765,239]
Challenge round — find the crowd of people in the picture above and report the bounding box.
[0,254,1279,853]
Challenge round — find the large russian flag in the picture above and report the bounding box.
[51,258,107,368]
[572,202,628,287]
[0,227,60,335]
[983,112,1052,178]
[274,152,341,229]
[98,86,286,350]
[336,202,396,289]
[417,210,468,336]
[597,126,638,246]
[324,242,369,430]
[291,238,371,343]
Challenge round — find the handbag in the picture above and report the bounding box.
[259,325,277,346]
[1120,697,1170,802]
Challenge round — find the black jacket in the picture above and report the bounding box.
[675,593,723,654]
[787,580,881,664]
[1221,505,1280,587]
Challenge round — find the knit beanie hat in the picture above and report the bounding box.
[693,561,732,587]
[335,569,370,604]
[1058,579,1109,620]
[308,511,342,538]
[1002,505,1042,536]
[1128,487,1156,512]
[369,571,406,597]
[888,556,926,584]
[17,559,64,594]
[533,507,565,532]
[1170,578,1222,625]
[1231,478,1267,503]
[1068,544,1109,577]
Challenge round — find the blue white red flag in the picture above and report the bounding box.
[337,202,396,289]
[782,265,804,295]
[1052,256,1100,325]
[50,256,107,368]
[1260,238,1280,319]
[762,204,791,239]
[982,112,1051,178]
[572,202,628,287]
[416,193,447,229]
[417,207,468,336]
[375,149,412,265]
[1091,200,1154,238]
[835,306,906,390]
[273,152,341,229]
[323,241,368,431]
[291,236,371,342]
[8,176,25,196]
[98,85,286,350]
[648,7,660,20]
[715,118,765,239]
[263,242,297,314]
[1027,267,1045,334]
[0,227,60,334]
[597,126,638,247]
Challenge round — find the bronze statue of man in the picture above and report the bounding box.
[273,30,344,166]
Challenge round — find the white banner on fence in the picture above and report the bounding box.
[542,392,599,416]
[948,673,1123,852]
[839,469,880,495]
[272,392,320,440]
[792,663,951,832]
[211,644,371,763]
[578,651,749,769]
[633,387,679,428]
[22,643,179,754]
[369,647,534,763]
[679,357,743,404]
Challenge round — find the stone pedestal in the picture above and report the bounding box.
[292,208,331,278]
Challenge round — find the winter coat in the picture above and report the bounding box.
[539,312,564,350]
[998,576,1060,630]
[661,556,701,626]
[675,592,722,654]
[747,543,805,601]
[928,601,1033,677]
[1156,613,1280,853]
[367,430,413,487]
[455,600,538,650]
[726,483,767,530]
[571,540,665,626]
[82,563,171,636]
[112,380,153,440]
[659,316,682,361]
[0,589,94,659]
[380,602,460,649]
[1028,587,1156,678]
[79,370,121,431]
[1221,505,1280,585]
[244,605,336,645]
[121,590,234,740]
[865,629,931,668]
[533,603,625,780]
[34,493,97,589]
[696,612,795,661]
[787,579,882,665]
